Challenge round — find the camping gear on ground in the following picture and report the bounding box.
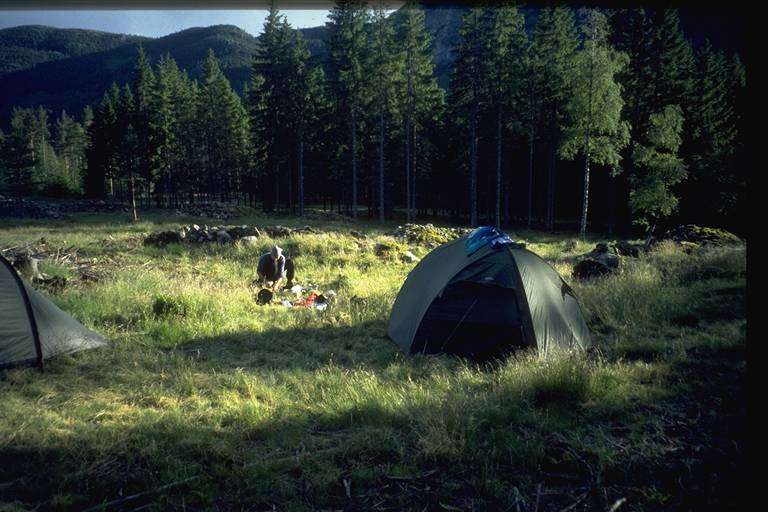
[388,227,592,360]
[256,288,274,305]
[1,254,107,368]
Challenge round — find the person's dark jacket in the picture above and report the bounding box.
[257,252,285,281]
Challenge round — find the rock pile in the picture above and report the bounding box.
[0,196,127,219]
[144,224,322,246]
[392,223,473,245]
[174,203,255,220]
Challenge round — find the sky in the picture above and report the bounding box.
[0,10,334,37]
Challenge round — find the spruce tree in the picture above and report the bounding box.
[395,0,442,222]
[450,7,485,226]
[531,6,579,231]
[368,0,401,221]
[327,0,368,218]
[560,9,630,238]
[480,4,528,228]
[130,45,156,202]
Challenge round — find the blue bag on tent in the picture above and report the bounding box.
[465,226,515,256]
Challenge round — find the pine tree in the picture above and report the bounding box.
[630,104,687,243]
[368,0,401,221]
[55,110,87,192]
[327,0,368,218]
[649,10,695,116]
[560,9,630,238]
[683,42,744,226]
[198,49,250,202]
[395,0,442,222]
[531,6,579,231]
[149,54,178,207]
[2,108,38,193]
[480,4,528,228]
[250,5,295,211]
[130,45,156,201]
[450,7,485,226]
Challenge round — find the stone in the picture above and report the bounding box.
[401,251,419,263]
[216,230,232,243]
[572,258,614,280]
[657,224,742,247]
[240,236,259,246]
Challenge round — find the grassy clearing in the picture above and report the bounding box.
[0,212,746,511]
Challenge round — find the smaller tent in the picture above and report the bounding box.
[388,227,591,360]
[1,254,107,368]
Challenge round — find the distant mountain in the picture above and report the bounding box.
[0,25,148,75]
[0,25,260,119]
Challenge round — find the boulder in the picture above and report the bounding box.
[240,236,259,246]
[401,251,419,263]
[216,230,232,243]
[392,223,473,245]
[573,258,614,279]
[573,243,621,279]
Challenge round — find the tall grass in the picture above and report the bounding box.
[0,213,746,510]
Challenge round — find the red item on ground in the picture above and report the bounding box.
[293,292,318,308]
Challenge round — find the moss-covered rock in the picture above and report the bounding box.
[391,223,472,245]
[659,224,742,247]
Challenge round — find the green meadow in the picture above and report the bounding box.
[0,212,746,511]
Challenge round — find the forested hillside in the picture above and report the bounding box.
[0,3,747,236]
[0,24,148,75]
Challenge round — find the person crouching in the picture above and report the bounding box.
[257,245,295,291]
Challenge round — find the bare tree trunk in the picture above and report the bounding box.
[495,108,502,229]
[411,123,417,219]
[546,135,557,232]
[527,129,534,230]
[351,113,357,219]
[129,169,138,222]
[379,122,387,221]
[405,120,411,223]
[580,139,591,238]
[298,139,304,216]
[470,105,478,227]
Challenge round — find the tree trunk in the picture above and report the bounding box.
[405,120,411,223]
[379,111,385,222]
[351,113,358,219]
[546,142,555,232]
[580,146,591,238]
[129,169,138,222]
[470,105,478,227]
[411,123,417,219]
[298,139,304,216]
[495,108,502,229]
[527,129,534,230]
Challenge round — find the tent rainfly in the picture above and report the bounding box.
[1,254,107,368]
[388,227,592,360]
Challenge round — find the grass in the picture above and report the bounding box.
[0,211,746,511]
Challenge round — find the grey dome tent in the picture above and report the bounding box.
[388,228,591,360]
[1,254,106,368]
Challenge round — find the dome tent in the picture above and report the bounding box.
[388,227,591,360]
[0,254,106,369]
